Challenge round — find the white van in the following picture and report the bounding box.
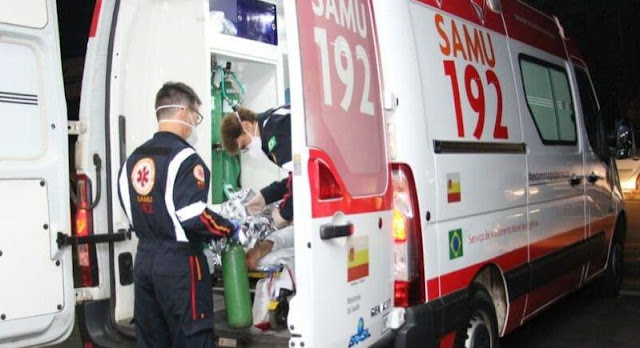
[616,125,640,195]
[0,0,631,347]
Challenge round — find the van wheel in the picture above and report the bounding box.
[455,287,499,348]
[599,236,624,297]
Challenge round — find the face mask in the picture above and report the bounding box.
[156,104,198,135]
[187,128,198,146]
[236,112,262,158]
[246,136,263,158]
[158,119,195,132]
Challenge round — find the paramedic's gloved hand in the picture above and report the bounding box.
[245,193,266,215]
[228,219,241,242]
[272,208,289,229]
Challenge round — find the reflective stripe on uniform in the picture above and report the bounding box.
[166,148,196,242]
[118,159,133,225]
[176,201,207,222]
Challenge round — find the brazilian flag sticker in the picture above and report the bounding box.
[268,136,278,152]
[449,229,464,260]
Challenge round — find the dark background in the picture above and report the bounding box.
[523,0,640,130]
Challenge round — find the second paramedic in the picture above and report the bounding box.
[117,82,238,347]
[220,106,292,269]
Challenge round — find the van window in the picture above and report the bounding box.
[297,4,387,197]
[520,57,576,145]
[575,67,607,159]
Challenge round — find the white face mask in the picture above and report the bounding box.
[158,119,195,132]
[157,104,199,143]
[246,135,262,158]
[187,127,198,146]
[236,112,262,158]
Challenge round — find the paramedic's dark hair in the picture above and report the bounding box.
[154,82,202,120]
[220,107,257,155]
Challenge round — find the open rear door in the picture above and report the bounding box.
[106,0,210,329]
[287,1,394,346]
[0,1,75,346]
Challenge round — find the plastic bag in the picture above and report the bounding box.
[252,278,270,329]
[251,265,296,330]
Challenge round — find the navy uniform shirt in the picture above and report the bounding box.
[256,105,293,221]
[257,105,291,168]
[117,132,233,246]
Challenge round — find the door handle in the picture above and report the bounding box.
[569,174,582,186]
[587,172,600,184]
[320,222,354,240]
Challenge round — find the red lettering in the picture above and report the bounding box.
[435,13,450,56]
[464,26,486,65]
[451,21,468,61]
[443,60,465,137]
[487,70,507,139]
[464,65,485,140]
[140,203,154,214]
[481,32,496,68]
[443,63,507,141]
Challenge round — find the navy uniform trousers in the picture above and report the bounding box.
[118,132,233,347]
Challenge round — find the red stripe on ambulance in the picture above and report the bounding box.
[89,0,102,38]
[431,215,615,298]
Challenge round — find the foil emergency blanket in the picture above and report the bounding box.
[208,188,277,268]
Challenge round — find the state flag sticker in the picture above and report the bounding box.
[347,236,369,283]
[447,173,461,203]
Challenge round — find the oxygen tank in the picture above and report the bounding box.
[222,242,252,328]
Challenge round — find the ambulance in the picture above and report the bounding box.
[0,0,631,347]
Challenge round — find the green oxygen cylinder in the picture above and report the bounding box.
[222,242,252,328]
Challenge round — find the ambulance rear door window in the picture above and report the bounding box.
[575,67,608,160]
[520,56,577,145]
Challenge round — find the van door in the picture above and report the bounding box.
[107,0,210,327]
[286,1,394,347]
[515,52,586,316]
[573,65,616,278]
[0,1,75,346]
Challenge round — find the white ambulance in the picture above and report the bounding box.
[0,0,631,348]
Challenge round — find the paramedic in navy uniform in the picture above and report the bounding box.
[220,106,292,269]
[117,82,237,348]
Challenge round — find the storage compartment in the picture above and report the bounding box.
[207,1,294,343]
[210,53,289,202]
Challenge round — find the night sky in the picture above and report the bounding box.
[524,0,640,129]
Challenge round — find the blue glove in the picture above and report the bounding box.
[228,219,241,241]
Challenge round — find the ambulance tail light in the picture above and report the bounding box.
[318,161,342,200]
[391,163,425,307]
[72,174,99,288]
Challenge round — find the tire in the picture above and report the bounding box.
[455,286,499,348]
[599,236,624,297]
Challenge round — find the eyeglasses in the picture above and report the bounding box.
[155,104,204,125]
[189,107,204,125]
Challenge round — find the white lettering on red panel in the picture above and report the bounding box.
[309,0,380,117]
[434,13,509,140]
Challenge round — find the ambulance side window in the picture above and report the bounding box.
[575,67,608,160]
[520,56,577,145]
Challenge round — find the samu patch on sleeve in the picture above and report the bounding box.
[268,136,278,152]
[193,164,206,189]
